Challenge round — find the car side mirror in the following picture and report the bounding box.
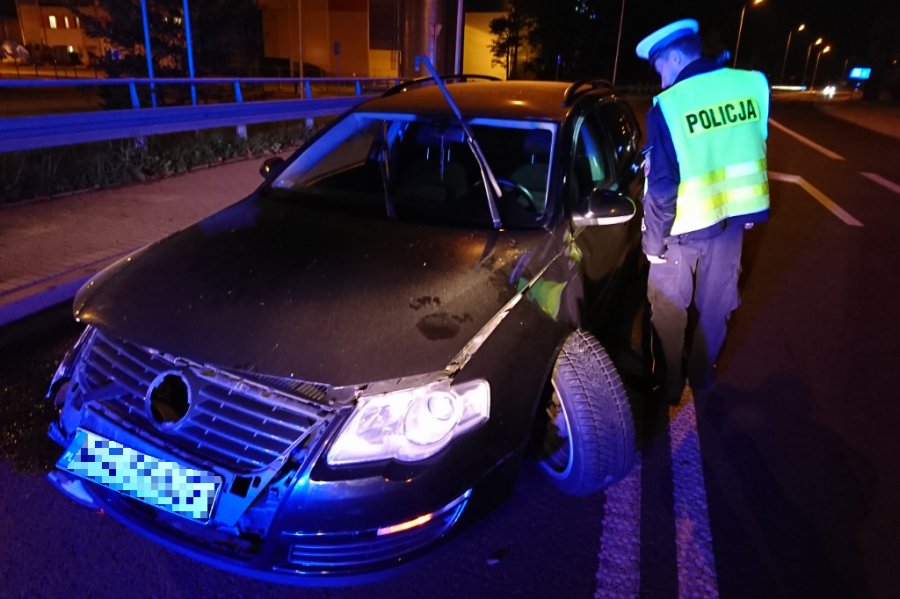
[571,188,636,227]
[259,156,285,179]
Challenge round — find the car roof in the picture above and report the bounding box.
[357,80,587,123]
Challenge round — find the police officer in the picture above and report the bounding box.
[635,19,770,403]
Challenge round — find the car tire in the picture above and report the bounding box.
[538,329,635,495]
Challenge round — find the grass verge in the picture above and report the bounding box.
[1,119,313,205]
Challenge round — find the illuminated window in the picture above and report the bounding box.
[64,16,70,29]
[49,15,58,29]
[174,16,183,25]
[68,45,75,54]
[76,16,81,28]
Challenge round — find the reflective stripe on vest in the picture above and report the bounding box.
[654,68,770,235]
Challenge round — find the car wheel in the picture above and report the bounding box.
[538,329,635,495]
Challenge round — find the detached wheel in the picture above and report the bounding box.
[538,329,635,495]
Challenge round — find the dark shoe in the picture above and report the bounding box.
[654,381,685,405]
[690,378,714,392]
[689,385,714,402]
[689,364,717,392]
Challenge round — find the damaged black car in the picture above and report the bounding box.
[46,73,647,584]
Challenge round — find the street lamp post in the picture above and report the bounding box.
[803,37,823,87]
[454,0,463,74]
[734,0,764,68]
[780,23,805,84]
[611,0,626,86]
[811,45,831,89]
[182,0,197,106]
[13,0,27,45]
[140,0,157,108]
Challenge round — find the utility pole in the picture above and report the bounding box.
[297,0,304,78]
[182,0,196,105]
[14,0,27,46]
[454,0,463,74]
[612,0,626,86]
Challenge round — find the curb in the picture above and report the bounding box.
[0,250,133,328]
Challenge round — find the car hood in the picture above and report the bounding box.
[74,194,551,386]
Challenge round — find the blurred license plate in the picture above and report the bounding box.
[57,429,221,522]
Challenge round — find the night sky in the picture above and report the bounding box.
[466,0,897,84]
[0,0,16,17]
[2,0,893,84]
[466,0,889,58]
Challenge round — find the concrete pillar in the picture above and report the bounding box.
[400,0,445,78]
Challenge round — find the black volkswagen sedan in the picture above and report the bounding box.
[46,74,646,584]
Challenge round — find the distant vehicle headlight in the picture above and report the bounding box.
[327,379,490,465]
[823,85,836,98]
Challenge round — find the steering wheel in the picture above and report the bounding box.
[472,178,540,211]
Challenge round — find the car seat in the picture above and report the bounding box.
[510,129,552,211]
[395,125,469,205]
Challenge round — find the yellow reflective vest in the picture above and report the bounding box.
[654,68,770,235]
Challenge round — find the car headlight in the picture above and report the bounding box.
[326,379,490,465]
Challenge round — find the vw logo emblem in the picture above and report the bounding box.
[146,370,192,426]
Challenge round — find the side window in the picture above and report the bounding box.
[597,101,640,176]
[567,111,612,206]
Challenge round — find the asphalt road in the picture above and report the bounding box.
[1,98,899,598]
[700,99,900,599]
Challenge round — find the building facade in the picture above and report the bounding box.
[13,1,106,64]
[5,0,504,79]
[258,0,467,78]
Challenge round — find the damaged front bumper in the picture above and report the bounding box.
[46,327,475,583]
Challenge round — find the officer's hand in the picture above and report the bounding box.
[646,253,667,264]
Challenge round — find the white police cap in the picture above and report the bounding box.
[635,18,699,61]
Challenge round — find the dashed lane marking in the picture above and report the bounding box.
[769,118,845,161]
[860,172,900,196]
[595,454,642,598]
[669,391,720,599]
[595,390,722,598]
[768,171,864,227]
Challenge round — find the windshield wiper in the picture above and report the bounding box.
[420,55,503,229]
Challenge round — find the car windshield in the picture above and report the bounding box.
[268,112,556,229]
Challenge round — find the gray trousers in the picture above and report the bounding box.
[647,221,744,394]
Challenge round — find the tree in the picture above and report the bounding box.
[488,0,615,81]
[488,4,532,79]
[72,0,262,105]
[525,0,613,80]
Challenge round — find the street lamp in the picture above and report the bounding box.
[811,45,831,89]
[780,23,805,84]
[734,0,764,68]
[803,37,823,87]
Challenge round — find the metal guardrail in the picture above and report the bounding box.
[0,76,400,107]
[0,75,658,154]
[0,76,399,153]
[0,97,370,153]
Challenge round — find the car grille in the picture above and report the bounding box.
[76,329,335,474]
